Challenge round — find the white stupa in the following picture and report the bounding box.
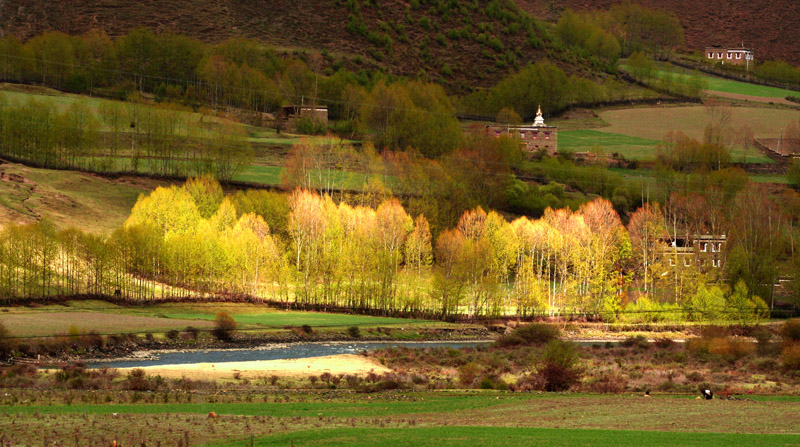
[533,105,545,127]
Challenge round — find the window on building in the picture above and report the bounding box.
[711,244,716,253]
[727,53,732,59]
[708,52,713,58]
[683,258,691,267]
[520,132,526,139]
[718,52,723,59]
[736,53,741,59]
[717,243,722,251]
[701,243,707,252]
[712,259,719,268]
[669,258,675,266]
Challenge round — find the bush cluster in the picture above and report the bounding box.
[495,323,560,347]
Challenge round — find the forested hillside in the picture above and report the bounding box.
[0,0,589,89]
[517,0,800,65]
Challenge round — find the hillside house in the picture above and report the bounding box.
[705,45,754,68]
[485,106,558,158]
[279,104,328,126]
[662,234,726,270]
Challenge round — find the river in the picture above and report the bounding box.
[88,340,491,369]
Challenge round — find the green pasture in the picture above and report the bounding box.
[122,302,432,328]
[558,129,660,160]
[0,394,528,417]
[4,393,800,447]
[620,62,799,99]
[0,83,237,135]
[242,426,800,447]
[0,301,436,337]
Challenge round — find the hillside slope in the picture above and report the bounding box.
[0,0,588,88]
[516,0,800,65]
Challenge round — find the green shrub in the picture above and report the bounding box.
[348,326,361,338]
[458,362,482,387]
[536,340,581,391]
[0,323,11,360]
[782,319,800,343]
[294,116,327,135]
[621,335,649,349]
[687,335,754,362]
[495,323,560,347]
[212,312,237,341]
[782,344,800,370]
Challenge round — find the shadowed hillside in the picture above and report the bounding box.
[516,0,800,65]
[0,0,594,89]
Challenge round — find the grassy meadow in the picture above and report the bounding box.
[558,129,661,160]
[0,162,170,233]
[620,62,800,99]
[0,301,439,338]
[1,392,799,446]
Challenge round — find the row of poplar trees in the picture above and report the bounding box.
[0,175,771,321]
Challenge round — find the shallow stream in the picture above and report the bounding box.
[88,341,490,369]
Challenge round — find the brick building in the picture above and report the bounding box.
[485,105,558,158]
[705,45,754,68]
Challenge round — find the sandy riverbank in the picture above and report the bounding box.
[115,354,391,380]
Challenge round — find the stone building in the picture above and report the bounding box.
[485,106,558,158]
[663,234,726,270]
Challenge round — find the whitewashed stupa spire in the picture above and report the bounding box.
[533,105,545,126]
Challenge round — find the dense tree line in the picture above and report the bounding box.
[0,94,252,180]
[0,27,687,158]
[0,174,779,322]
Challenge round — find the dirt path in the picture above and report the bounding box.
[705,90,798,106]
[116,354,391,380]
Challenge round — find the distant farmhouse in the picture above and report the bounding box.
[705,45,754,68]
[662,234,726,270]
[485,106,558,158]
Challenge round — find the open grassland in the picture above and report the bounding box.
[598,105,799,142]
[656,64,798,99]
[0,83,234,134]
[247,427,800,447]
[0,301,438,338]
[556,104,797,164]
[114,302,435,329]
[0,83,332,148]
[0,162,168,232]
[0,310,213,338]
[1,392,799,446]
[233,165,376,190]
[558,130,660,160]
[593,105,798,164]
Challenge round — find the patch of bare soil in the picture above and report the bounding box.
[705,90,798,107]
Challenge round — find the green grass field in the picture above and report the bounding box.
[620,62,799,99]
[558,130,661,160]
[243,426,800,447]
[127,302,430,328]
[0,301,436,337]
[2,393,799,446]
[0,162,168,233]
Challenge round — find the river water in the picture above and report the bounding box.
[88,340,490,369]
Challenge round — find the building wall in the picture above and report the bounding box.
[662,235,726,270]
[705,48,753,66]
[485,125,558,157]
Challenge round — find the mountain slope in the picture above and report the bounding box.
[0,0,591,89]
[516,0,800,65]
